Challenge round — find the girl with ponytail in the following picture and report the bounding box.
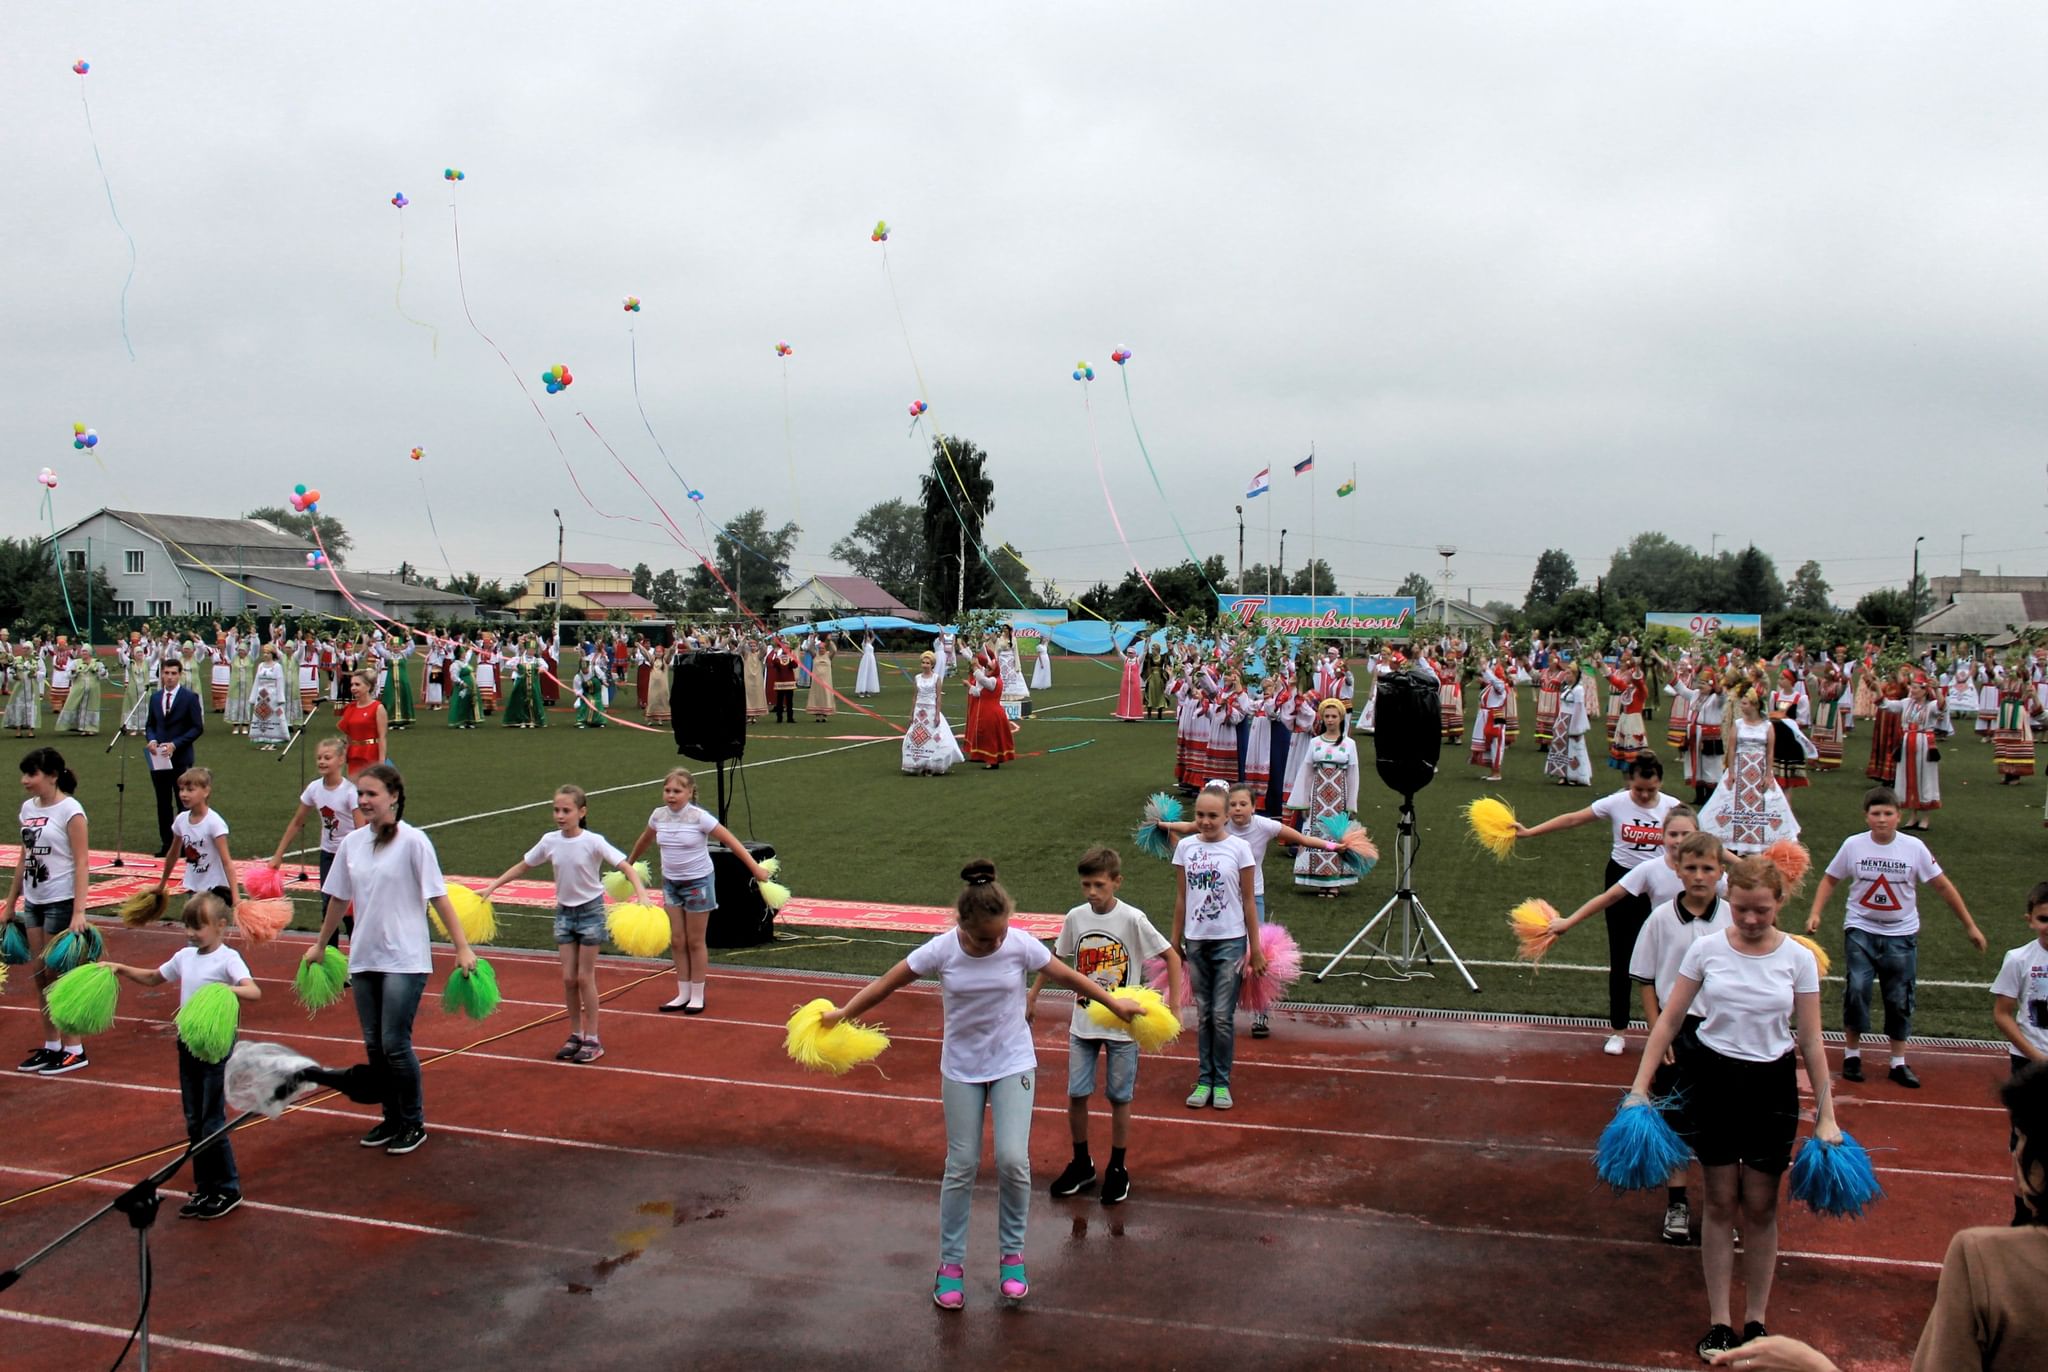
[7,747,92,1074]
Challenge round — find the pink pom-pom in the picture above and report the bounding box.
[235,899,293,945]
[242,862,286,900]
[1765,839,1811,889]
[1238,923,1304,1014]
[1145,955,1193,1008]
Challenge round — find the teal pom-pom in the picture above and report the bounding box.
[47,963,120,1037]
[44,925,104,976]
[2,920,30,965]
[441,957,501,1021]
[177,983,241,1064]
[1594,1095,1693,1192]
[1790,1131,1884,1219]
[1132,791,1184,860]
[293,947,350,1013]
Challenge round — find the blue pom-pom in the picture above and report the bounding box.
[1594,1095,1693,1192]
[1789,1132,1884,1219]
[1131,791,1184,861]
[43,925,104,976]
[1339,846,1378,877]
[2,920,30,965]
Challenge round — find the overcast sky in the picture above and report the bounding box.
[9,4,2048,612]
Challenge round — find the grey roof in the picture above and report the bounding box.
[1915,592,2048,639]
[105,509,313,569]
[242,567,475,606]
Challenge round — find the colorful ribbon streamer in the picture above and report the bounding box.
[76,69,137,361]
[1119,366,1218,599]
[1082,381,1170,614]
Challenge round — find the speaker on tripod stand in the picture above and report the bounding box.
[668,651,775,948]
[1314,661,1479,991]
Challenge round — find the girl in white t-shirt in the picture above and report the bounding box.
[6,747,91,1074]
[482,785,648,1064]
[819,859,1138,1310]
[1172,787,1262,1109]
[153,768,240,907]
[626,767,774,1014]
[270,738,363,944]
[1626,854,1840,1362]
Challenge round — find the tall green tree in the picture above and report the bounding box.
[1526,549,1578,609]
[832,498,928,610]
[1286,560,1340,596]
[919,437,997,614]
[1395,571,1435,601]
[1605,531,1704,609]
[442,573,515,612]
[1727,545,1786,615]
[1788,560,1831,612]
[245,506,353,566]
[648,568,687,615]
[631,562,653,598]
[688,508,800,617]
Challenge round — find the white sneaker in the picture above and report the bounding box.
[1602,1033,1626,1056]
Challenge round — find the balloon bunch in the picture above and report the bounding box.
[1112,347,1132,365]
[622,296,641,312]
[907,399,927,418]
[306,551,328,569]
[1071,360,1096,381]
[541,363,574,394]
[443,168,465,181]
[409,447,424,462]
[289,483,322,515]
[687,489,704,503]
[72,60,89,75]
[775,341,793,357]
[871,220,890,242]
[391,192,408,209]
[37,468,58,489]
[71,423,99,450]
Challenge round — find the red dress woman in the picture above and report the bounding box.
[963,649,1016,769]
[338,671,388,774]
[1114,644,1145,721]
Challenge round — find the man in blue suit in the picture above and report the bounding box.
[145,656,204,855]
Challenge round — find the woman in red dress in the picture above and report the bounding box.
[338,669,389,773]
[963,647,1016,769]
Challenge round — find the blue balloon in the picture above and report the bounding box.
[84,434,98,447]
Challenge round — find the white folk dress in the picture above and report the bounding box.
[1699,716,1801,855]
[1283,734,1360,890]
[901,666,964,775]
[855,637,881,697]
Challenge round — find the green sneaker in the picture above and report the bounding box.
[1184,1084,1212,1108]
[1211,1087,1234,1111]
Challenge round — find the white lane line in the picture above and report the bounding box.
[0,1309,371,1371]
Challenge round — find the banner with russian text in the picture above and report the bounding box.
[1217,594,1416,639]
[1646,612,1762,639]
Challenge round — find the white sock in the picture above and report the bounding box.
[688,981,705,1007]
[63,1044,81,1054]
[44,1040,60,1052]
[1842,1050,1860,1060]
[1890,1055,1907,1068]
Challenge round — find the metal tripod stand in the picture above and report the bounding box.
[1314,797,1478,991]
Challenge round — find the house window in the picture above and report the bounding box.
[112,600,135,617]
[124,550,146,575]
[543,579,560,598]
[147,600,173,617]
[64,550,87,572]
[194,600,214,616]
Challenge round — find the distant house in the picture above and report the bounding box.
[509,561,659,620]
[1915,571,2048,646]
[1417,597,1498,633]
[44,508,477,621]
[774,574,921,623]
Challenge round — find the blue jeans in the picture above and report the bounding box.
[352,972,429,1127]
[1843,927,1917,1043]
[178,1041,238,1197]
[938,1071,1034,1266]
[1186,936,1248,1087]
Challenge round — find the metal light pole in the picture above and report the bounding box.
[1960,532,1971,574]
[1235,505,1245,597]
[1910,534,1925,653]
[1278,529,1288,593]
[552,509,565,654]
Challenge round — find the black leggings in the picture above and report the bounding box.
[1603,859,1651,1031]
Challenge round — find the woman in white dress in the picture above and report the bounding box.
[854,631,881,697]
[1544,662,1593,786]
[1698,684,1800,855]
[1283,698,1361,894]
[901,651,963,776]
[1882,676,1951,831]
[997,631,1029,722]
[248,645,291,749]
[1030,633,1052,692]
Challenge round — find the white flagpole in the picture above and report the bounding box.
[1307,442,1316,604]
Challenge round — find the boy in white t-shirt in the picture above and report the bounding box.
[107,893,259,1220]
[1029,847,1182,1206]
[1807,786,1986,1088]
[1991,880,2048,1225]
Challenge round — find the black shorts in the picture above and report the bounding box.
[1651,1015,1704,1134]
[1685,1044,1797,1174]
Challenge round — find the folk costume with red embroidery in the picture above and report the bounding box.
[1470,657,1510,780]
[963,647,1015,769]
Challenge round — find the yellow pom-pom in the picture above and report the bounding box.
[606,902,672,958]
[1791,934,1832,978]
[602,861,652,903]
[118,888,170,927]
[1083,985,1182,1051]
[759,856,781,878]
[1507,898,1560,968]
[758,879,792,911]
[1465,797,1519,861]
[427,885,497,945]
[784,997,890,1074]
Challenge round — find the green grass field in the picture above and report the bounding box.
[30,656,2043,1040]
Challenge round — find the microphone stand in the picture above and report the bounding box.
[103,692,151,870]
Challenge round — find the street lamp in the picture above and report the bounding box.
[1235,505,1245,598]
[1910,535,1925,650]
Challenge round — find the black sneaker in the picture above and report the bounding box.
[385,1125,427,1156]
[192,1192,242,1221]
[16,1048,57,1073]
[1841,1056,1863,1082]
[1661,1199,1691,1245]
[1100,1165,1131,1206]
[39,1049,88,1076]
[177,1193,208,1219]
[1695,1324,1737,1362]
[1740,1321,1767,1345]
[1889,1064,1921,1090]
[359,1120,404,1148]
[1049,1159,1096,1198]
[1250,1015,1271,1040]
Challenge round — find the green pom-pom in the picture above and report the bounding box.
[440,957,501,1021]
[293,947,350,1013]
[47,963,120,1037]
[2,920,30,965]
[43,925,104,975]
[601,861,652,903]
[176,983,241,1064]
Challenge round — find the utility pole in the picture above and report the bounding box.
[1911,535,1925,653]
[1278,530,1288,594]
[1235,505,1245,598]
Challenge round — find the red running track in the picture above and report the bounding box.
[0,921,2017,1370]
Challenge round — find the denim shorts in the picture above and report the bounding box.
[553,896,607,946]
[24,900,73,935]
[662,874,717,914]
[1068,1035,1140,1104]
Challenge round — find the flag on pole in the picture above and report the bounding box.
[1246,467,1270,499]
[1336,477,1356,497]
[1293,453,1315,475]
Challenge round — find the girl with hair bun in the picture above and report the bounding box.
[819,859,1139,1310]
[6,747,92,1075]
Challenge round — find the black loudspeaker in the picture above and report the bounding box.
[670,652,746,763]
[707,841,777,947]
[1371,667,1443,798]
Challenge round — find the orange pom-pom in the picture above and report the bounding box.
[1765,840,1811,889]
[235,898,293,945]
[1507,898,1560,969]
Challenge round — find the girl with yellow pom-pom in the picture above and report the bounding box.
[481,784,648,1064]
[626,767,775,1015]
[816,858,1141,1310]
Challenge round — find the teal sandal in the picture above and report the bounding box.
[999,1254,1028,1300]
[933,1263,965,1310]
